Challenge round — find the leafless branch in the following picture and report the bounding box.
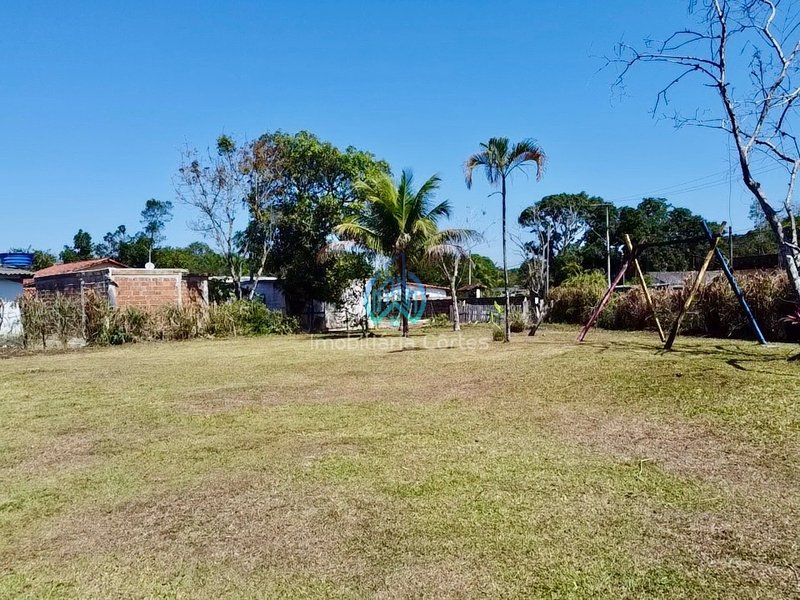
[611,0,800,296]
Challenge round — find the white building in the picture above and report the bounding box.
[239,276,287,312]
[0,267,31,337]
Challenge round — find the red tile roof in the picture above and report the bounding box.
[34,258,129,278]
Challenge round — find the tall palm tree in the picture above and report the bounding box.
[335,170,474,337]
[465,137,546,342]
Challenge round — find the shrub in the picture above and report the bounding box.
[548,271,606,325]
[696,276,742,337]
[206,302,237,337]
[117,306,152,342]
[428,313,450,328]
[51,294,82,347]
[18,293,82,348]
[509,309,528,333]
[19,292,301,351]
[19,295,52,348]
[157,305,204,340]
[206,300,300,337]
[782,303,800,328]
[83,290,114,345]
[491,326,505,341]
[547,270,797,342]
[737,271,793,341]
[597,293,620,330]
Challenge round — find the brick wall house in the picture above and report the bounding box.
[33,259,208,309]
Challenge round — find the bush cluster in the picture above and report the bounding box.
[19,294,83,349]
[548,272,608,326]
[547,270,797,341]
[19,293,299,348]
[207,300,300,336]
[509,308,528,333]
[427,313,450,328]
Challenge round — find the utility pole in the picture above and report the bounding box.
[589,203,613,287]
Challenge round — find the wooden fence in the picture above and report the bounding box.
[425,297,529,323]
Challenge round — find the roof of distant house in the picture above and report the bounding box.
[0,266,34,278]
[34,258,129,279]
[458,283,487,291]
[647,270,723,287]
[422,284,449,291]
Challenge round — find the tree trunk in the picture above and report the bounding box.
[450,255,461,332]
[400,251,409,337]
[769,213,800,299]
[229,257,243,300]
[248,237,269,301]
[501,176,511,342]
[743,175,800,299]
[720,82,800,300]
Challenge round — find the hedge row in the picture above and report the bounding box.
[18,292,299,348]
[548,271,798,342]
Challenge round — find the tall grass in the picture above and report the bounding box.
[548,270,797,341]
[19,293,299,349]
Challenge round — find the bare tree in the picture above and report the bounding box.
[614,0,800,298]
[175,135,257,299]
[240,137,284,300]
[512,227,550,301]
[438,249,465,331]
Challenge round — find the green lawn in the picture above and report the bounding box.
[0,327,798,598]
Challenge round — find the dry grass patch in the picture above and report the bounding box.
[0,327,797,598]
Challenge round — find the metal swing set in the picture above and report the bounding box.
[577,221,768,349]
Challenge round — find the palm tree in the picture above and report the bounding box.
[334,170,475,337]
[465,137,546,342]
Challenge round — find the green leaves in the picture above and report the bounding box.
[338,170,448,258]
[464,136,546,188]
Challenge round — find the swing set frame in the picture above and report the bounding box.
[577,221,768,349]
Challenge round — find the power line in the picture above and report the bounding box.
[614,163,784,203]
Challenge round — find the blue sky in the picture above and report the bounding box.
[0,1,774,266]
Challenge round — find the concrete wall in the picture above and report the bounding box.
[242,278,287,312]
[324,279,366,330]
[0,280,25,337]
[0,300,22,336]
[0,279,23,302]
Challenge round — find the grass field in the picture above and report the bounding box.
[0,327,798,598]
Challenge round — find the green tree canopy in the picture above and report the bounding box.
[250,130,390,314]
[334,170,474,336]
[60,229,94,263]
[616,198,718,272]
[141,199,174,248]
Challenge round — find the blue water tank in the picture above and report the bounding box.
[0,252,34,268]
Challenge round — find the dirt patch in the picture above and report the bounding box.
[375,560,495,598]
[651,509,800,594]
[20,472,492,596]
[179,383,335,415]
[550,405,800,595]
[550,405,797,497]
[178,370,496,416]
[8,430,101,475]
[33,475,359,574]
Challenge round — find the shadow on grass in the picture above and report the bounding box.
[576,336,800,372]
